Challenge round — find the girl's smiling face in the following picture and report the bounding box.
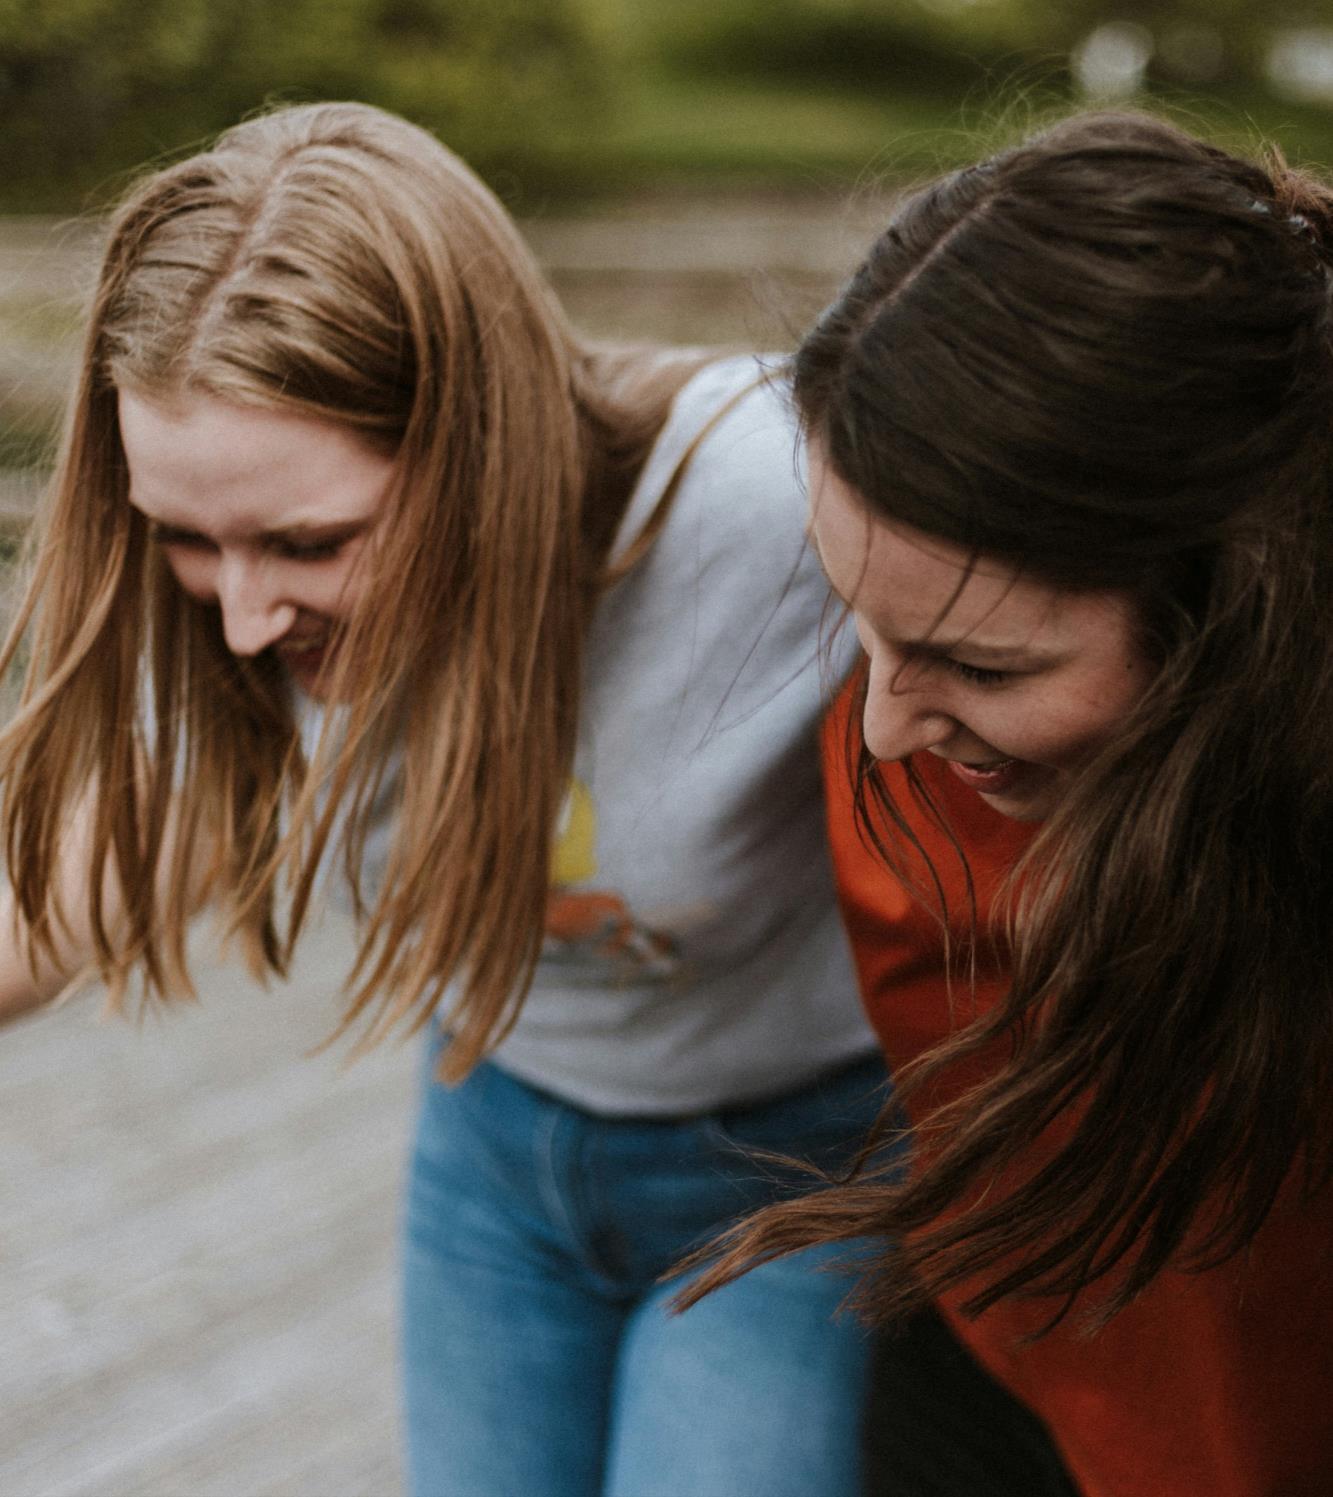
[808,442,1155,821]
[118,389,396,698]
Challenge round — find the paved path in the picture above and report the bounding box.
[1,915,415,1496]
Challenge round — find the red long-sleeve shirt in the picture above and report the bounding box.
[823,690,1333,1497]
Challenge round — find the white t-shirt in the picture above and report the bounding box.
[323,356,875,1115]
[470,353,874,1113]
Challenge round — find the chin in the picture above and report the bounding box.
[986,797,1051,823]
[292,675,355,704]
[978,769,1061,822]
[285,663,335,701]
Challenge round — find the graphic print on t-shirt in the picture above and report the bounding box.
[543,779,681,982]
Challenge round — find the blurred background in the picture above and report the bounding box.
[3,3,1333,1493]
[6,0,1333,211]
[6,0,1333,500]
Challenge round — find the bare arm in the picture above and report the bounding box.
[0,794,212,1027]
[0,791,112,1023]
[0,900,83,1023]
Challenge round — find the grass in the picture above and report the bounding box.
[518,61,1333,204]
[567,71,967,189]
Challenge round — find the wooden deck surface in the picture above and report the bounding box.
[0,916,416,1496]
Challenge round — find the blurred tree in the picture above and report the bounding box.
[0,0,615,208]
[982,0,1333,89]
[633,0,1333,100]
[647,0,1001,93]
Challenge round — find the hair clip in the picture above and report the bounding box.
[1249,198,1322,257]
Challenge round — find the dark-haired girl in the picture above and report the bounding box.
[694,112,1333,1496]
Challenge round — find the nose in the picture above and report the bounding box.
[860,645,954,763]
[215,551,296,656]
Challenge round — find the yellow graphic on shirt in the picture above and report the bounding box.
[544,778,679,980]
[551,779,598,884]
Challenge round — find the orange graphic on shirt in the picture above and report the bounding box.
[543,779,679,979]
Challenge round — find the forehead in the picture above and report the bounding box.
[806,441,1131,653]
[807,443,1023,628]
[117,387,393,529]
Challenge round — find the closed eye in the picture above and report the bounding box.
[271,535,349,562]
[148,522,354,562]
[149,523,215,551]
[940,658,1011,687]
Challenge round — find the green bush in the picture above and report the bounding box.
[646,0,1002,95]
[0,0,617,209]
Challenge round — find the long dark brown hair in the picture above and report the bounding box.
[685,112,1333,1328]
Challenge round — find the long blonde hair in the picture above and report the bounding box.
[1,102,703,1075]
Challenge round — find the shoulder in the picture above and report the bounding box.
[657,355,804,522]
[666,353,797,458]
[611,354,806,573]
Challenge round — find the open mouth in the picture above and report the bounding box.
[944,756,1026,794]
[276,636,333,676]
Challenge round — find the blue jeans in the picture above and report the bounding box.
[401,1046,896,1497]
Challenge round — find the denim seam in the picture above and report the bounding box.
[533,1101,623,1287]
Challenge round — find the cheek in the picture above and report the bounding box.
[323,554,368,614]
[1039,654,1154,765]
[163,552,218,603]
[281,555,368,623]
[853,613,874,656]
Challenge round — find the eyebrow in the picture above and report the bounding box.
[260,520,368,543]
[907,636,1064,667]
[820,580,1064,667]
[810,523,1070,668]
[143,513,371,545]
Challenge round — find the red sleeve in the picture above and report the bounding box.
[822,680,1333,1497]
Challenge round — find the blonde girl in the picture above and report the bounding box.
[0,103,889,1496]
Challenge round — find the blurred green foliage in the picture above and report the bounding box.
[1,0,1333,209]
[644,0,992,93]
[0,0,616,208]
[998,0,1284,82]
[634,0,1333,107]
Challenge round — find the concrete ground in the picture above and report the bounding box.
[1,914,416,1497]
